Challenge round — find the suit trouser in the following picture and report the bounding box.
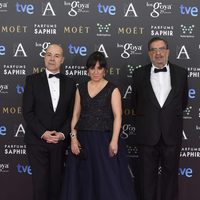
[26,142,65,200]
[137,137,181,200]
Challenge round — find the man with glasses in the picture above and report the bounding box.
[132,37,188,200]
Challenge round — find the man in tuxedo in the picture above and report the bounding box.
[22,44,76,200]
[132,37,188,200]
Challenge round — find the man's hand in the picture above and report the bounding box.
[42,131,64,143]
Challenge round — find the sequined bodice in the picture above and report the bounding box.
[75,81,116,132]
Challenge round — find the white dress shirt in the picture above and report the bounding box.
[46,69,60,112]
[41,69,65,140]
[150,64,171,107]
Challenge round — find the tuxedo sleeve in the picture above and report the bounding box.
[60,80,76,136]
[22,76,46,139]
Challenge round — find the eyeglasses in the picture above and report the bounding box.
[149,47,167,53]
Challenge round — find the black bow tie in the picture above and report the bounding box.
[154,67,167,73]
[49,73,61,79]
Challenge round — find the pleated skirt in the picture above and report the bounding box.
[60,131,137,200]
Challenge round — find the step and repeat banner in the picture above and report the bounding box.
[0,0,200,200]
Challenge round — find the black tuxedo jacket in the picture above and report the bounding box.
[132,62,188,145]
[22,71,76,145]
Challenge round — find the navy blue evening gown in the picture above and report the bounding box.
[60,81,137,200]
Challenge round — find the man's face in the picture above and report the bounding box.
[44,44,64,73]
[148,40,169,68]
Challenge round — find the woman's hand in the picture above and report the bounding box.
[109,141,118,157]
[71,138,80,155]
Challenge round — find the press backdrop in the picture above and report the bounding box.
[0,1,200,200]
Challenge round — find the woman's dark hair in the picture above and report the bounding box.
[86,51,107,70]
[148,37,169,50]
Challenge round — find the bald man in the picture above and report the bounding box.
[22,44,76,200]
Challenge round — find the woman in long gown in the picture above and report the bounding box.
[60,51,137,200]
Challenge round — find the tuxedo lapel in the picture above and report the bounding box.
[163,63,176,107]
[144,65,161,109]
[40,71,55,112]
[55,74,65,113]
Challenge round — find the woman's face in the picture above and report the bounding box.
[88,61,106,82]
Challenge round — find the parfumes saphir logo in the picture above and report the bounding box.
[4,144,26,155]
[3,64,26,75]
[34,24,57,35]
[187,67,200,78]
[65,65,87,76]
[180,147,200,158]
[150,25,174,36]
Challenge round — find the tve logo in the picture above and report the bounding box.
[0,125,6,136]
[179,167,193,177]
[68,44,87,56]
[0,45,5,56]
[97,3,116,15]
[16,2,34,14]
[16,84,24,94]
[180,4,198,16]
[188,88,196,99]
[17,164,32,175]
